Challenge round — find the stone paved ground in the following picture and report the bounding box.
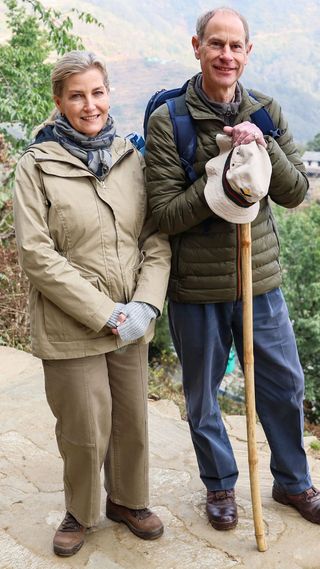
[1,346,320,569]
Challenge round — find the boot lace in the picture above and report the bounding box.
[207,490,235,502]
[59,512,82,532]
[131,507,152,520]
[304,486,320,501]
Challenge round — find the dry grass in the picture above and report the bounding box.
[0,242,30,350]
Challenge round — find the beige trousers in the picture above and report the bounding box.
[43,343,149,527]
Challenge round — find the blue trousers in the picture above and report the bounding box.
[168,288,311,494]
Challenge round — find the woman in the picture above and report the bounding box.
[13,51,171,557]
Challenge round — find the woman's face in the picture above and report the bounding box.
[54,67,110,137]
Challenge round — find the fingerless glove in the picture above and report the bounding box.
[110,301,157,342]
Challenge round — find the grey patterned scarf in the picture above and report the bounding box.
[53,114,116,180]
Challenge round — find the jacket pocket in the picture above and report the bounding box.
[42,275,109,342]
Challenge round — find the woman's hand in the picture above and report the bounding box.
[107,301,157,341]
[114,302,157,342]
[111,312,126,335]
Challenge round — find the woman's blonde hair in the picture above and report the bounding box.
[33,50,109,136]
[51,50,109,97]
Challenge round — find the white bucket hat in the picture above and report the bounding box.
[204,134,272,224]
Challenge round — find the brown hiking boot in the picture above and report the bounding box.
[206,489,238,530]
[106,498,164,540]
[272,483,320,524]
[53,511,86,556]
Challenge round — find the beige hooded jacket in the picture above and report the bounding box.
[14,137,171,359]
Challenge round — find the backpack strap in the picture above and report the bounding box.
[248,90,283,139]
[143,79,197,182]
[125,131,145,155]
[143,82,189,139]
[166,93,198,183]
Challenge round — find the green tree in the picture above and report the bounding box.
[306,132,320,151]
[0,0,102,143]
[0,1,52,142]
[274,204,320,423]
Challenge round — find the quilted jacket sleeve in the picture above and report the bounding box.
[256,94,309,207]
[145,105,213,236]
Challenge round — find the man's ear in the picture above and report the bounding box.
[244,42,253,64]
[192,35,201,60]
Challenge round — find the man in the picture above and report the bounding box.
[145,7,320,530]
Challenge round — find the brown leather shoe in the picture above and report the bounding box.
[106,498,164,540]
[206,489,238,530]
[53,511,86,556]
[272,483,320,524]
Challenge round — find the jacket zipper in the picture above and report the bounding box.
[236,225,242,299]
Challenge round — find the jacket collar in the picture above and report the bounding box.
[25,136,133,178]
[186,73,272,125]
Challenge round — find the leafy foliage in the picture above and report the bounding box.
[275,204,320,423]
[0,0,102,142]
[0,1,52,140]
[306,132,320,151]
[149,301,174,359]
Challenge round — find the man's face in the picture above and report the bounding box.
[192,11,252,101]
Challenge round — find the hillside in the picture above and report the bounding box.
[0,0,319,142]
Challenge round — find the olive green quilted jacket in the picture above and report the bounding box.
[145,74,309,303]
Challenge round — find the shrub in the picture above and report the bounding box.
[275,203,320,423]
[0,242,30,350]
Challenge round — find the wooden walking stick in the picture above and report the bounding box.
[241,222,267,552]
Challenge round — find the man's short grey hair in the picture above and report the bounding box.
[51,50,109,97]
[196,7,250,45]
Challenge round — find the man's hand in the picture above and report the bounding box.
[224,122,267,148]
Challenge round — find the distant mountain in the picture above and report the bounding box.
[1,0,319,142]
